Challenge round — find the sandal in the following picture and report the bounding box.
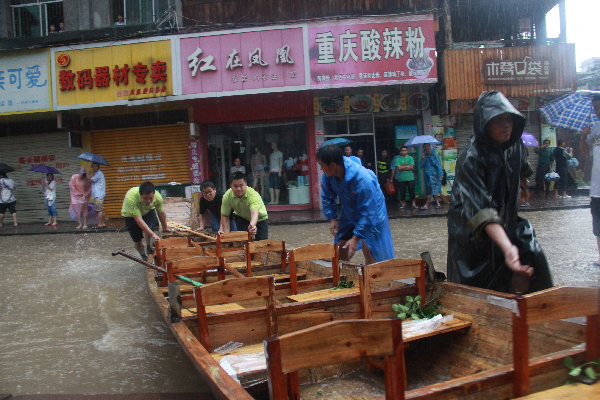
[435,205,442,209]
[44,222,52,226]
[398,204,405,209]
[419,206,428,211]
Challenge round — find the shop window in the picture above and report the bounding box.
[111,0,171,25]
[11,0,63,37]
[207,120,309,206]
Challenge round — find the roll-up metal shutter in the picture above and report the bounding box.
[91,124,191,219]
[0,132,82,223]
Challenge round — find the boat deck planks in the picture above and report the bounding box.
[181,303,245,318]
[287,286,360,302]
[405,317,472,342]
[210,342,264,364]
[514,381,600,399]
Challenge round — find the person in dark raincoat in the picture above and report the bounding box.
[447,91,553,294]
[318,145,395,264]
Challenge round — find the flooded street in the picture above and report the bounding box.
[1,208,598,395]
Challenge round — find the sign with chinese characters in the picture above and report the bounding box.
[308,15,437,89]
[180,27,306,96]
[481,57,551,85]
[115,153,166,182]
[189,140,203,184]
[0,50,51,114]
[52,41,173,108]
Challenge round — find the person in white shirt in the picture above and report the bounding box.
[0,171,17,227]
[42,173,58,226]
[90,162,106,228]
[581,94,600,266]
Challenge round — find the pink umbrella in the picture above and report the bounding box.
[521,132,539,147]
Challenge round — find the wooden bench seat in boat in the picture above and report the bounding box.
[244,240,287,277]
[216,231,254,271]
[286,286,360,302]
[512,286,600,397]
[194,276,277,353]
[359,258,471,342]
[161,256,226,298]
[265,319,406,400]
[288,243,340,296]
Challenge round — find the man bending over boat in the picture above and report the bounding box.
[219,171,269,241]
[318,145,395,264]
[121,181,170,260]
[447,91,553,294]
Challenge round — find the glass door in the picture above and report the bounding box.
[323,113,377,171]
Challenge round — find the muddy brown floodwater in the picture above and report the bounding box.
[0,208,597,395]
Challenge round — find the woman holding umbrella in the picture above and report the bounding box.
[69,167,92,229]
[42,173,58,226]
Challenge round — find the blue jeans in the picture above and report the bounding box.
[45,199,57,217]
[209,213,237,232]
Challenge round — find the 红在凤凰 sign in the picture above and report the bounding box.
[481,56,552,85]
[52,41,173,108]
[180,27,306,96]
[308,15,437,89]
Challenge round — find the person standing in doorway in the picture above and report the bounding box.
[268,141,283,205]
[230,157,246,175]
[318,145,394,264]
[90,162,106,228]
[534,139,554,198]
[553,139,572,198]
[0,171,17,228]
[392,146,416,209]
[42,173,58,226]
[581,94,600,266]
[419,143,444,210]
[376,148,392,202]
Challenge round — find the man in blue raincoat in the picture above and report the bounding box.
[419,143,444,210]
[318,145,395,264]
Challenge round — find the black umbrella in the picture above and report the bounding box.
[0,163,15,173]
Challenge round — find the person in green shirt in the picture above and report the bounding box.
[220,171,268,240]
[391,146,416,209]
[121,181,170,260]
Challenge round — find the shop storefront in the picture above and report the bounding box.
[50,39,191,218]
[178,14,439,209]
[444,43,577,190]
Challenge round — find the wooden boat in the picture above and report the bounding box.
[130,239,599,400]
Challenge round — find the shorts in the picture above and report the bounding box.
[124,210,158,243]
[338,225,355,241]
[94,198,104,212]
[591,198,600,237]
[0,201,16,214]
[269,172,281,189]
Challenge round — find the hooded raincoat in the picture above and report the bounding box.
[447,91,553,293]
[321,157,395,262]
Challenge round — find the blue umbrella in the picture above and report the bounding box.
[404,135,441,147]
[539,90,600,132]
[28,165,61,174]
[77,152,111,166]
[320,138,352,148]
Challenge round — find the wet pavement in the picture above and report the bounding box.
[0,194,598,397]
[0,190,591,236]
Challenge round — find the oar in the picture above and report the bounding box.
[111,248,204,287]
[167,221,216,241]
